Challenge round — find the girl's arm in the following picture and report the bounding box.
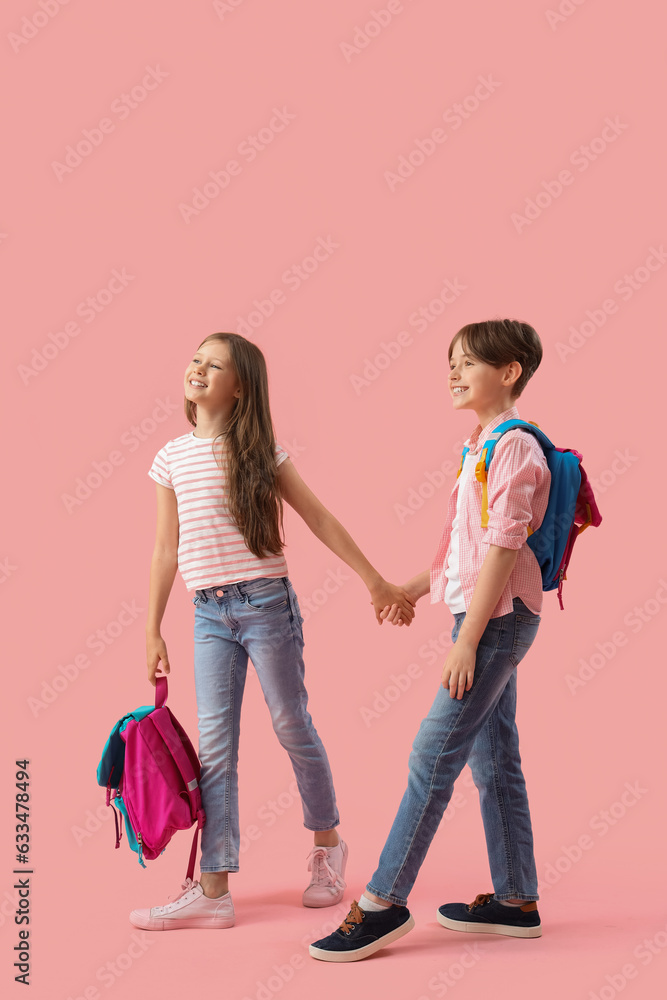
[277,459,416,624]
[146,484,179,684]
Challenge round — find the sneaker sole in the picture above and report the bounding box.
[308,915,415,962]
[302,888,346,908]
[436,911,541,938]
[129,911,235,931]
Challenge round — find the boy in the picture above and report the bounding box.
[310,319,551,962]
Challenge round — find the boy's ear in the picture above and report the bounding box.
[504,360,522,389]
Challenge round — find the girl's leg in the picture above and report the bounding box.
[467,669,539,901]
[366,599,540,906]
[234,577,344,905]
[193,590,249,883]
[236,577,339,834]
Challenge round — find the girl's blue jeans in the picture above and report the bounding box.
[367,597,541,905]
[192,576,340,872]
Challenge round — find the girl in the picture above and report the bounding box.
[130,332,415,930]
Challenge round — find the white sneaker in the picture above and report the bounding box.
[302,839,348,908]
[130,878,235,930]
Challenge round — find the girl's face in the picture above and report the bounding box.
[448,339,518,416]
[184,340,241,410]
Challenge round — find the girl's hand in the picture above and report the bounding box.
[379,582,421,627]
[441,640,477,699]
[146,633,170,687]
[369,580,416,626]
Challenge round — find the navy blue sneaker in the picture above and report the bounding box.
[309,899,415,962]
[437,892,541,938]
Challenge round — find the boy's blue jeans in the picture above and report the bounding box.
[192,576,340,872]
[367,597,540,905]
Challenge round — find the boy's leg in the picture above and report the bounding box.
[467,668,539,901]
[366,606,530,906]
[366,612,515,906]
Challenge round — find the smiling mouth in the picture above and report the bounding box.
[189,379,207,388]
[452,387,469,395]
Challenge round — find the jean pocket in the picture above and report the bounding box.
[511,615,540,665]
[288,585,305,627]
[514,614,541,644]
[244,578,289,613]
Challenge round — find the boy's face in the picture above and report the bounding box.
[448,340,519,417]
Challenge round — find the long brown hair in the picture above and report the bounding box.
[184,332,285,559]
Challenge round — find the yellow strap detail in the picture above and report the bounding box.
[577,502,593,535]
[475,450,489,528]
[527,525,534,536]
[527,420,540,427]
[456,453,464,478]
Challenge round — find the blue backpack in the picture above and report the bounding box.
[458,418,602,609]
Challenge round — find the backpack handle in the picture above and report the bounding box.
[155,676,168,709]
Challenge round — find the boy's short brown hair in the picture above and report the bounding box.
[449,319,543,399]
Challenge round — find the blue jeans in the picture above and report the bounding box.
[367,597,540,905]
[192,576,340,872]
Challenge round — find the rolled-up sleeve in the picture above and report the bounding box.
[483,433,548,550]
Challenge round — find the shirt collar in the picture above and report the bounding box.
[465,405,521,455]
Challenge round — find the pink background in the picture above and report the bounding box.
[2,1,666,998]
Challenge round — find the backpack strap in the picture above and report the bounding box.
[149,711,205,882]
[474,420,549,529]
[149,711,205,834]
[155,676,168,709]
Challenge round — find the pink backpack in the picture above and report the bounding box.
[119,677,205,881]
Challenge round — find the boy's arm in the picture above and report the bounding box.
[442,545,518,698]
[444,433,547,696]
[454,546,518,646]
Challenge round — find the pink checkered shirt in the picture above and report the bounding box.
[430,406,551,618]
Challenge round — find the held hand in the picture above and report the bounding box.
[441,640,477,699]
[379,582,421,627]
[146,633,170,687]
[369,580,416,626]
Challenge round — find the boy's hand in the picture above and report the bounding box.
[379,582,421,627]
[146,633,170,686]
[369,580,416,625]
[441,640,477,699]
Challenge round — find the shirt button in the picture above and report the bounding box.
[216,589,224,597]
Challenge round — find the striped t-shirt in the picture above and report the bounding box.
[148,431,289,592]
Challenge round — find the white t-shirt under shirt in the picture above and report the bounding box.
[148,431,289,592]
[444,451,477,614]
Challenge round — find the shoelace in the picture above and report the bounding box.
[306,846,344,889]
[338,900,364,935]
[153,878,199,913]
[466,892,494,912]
